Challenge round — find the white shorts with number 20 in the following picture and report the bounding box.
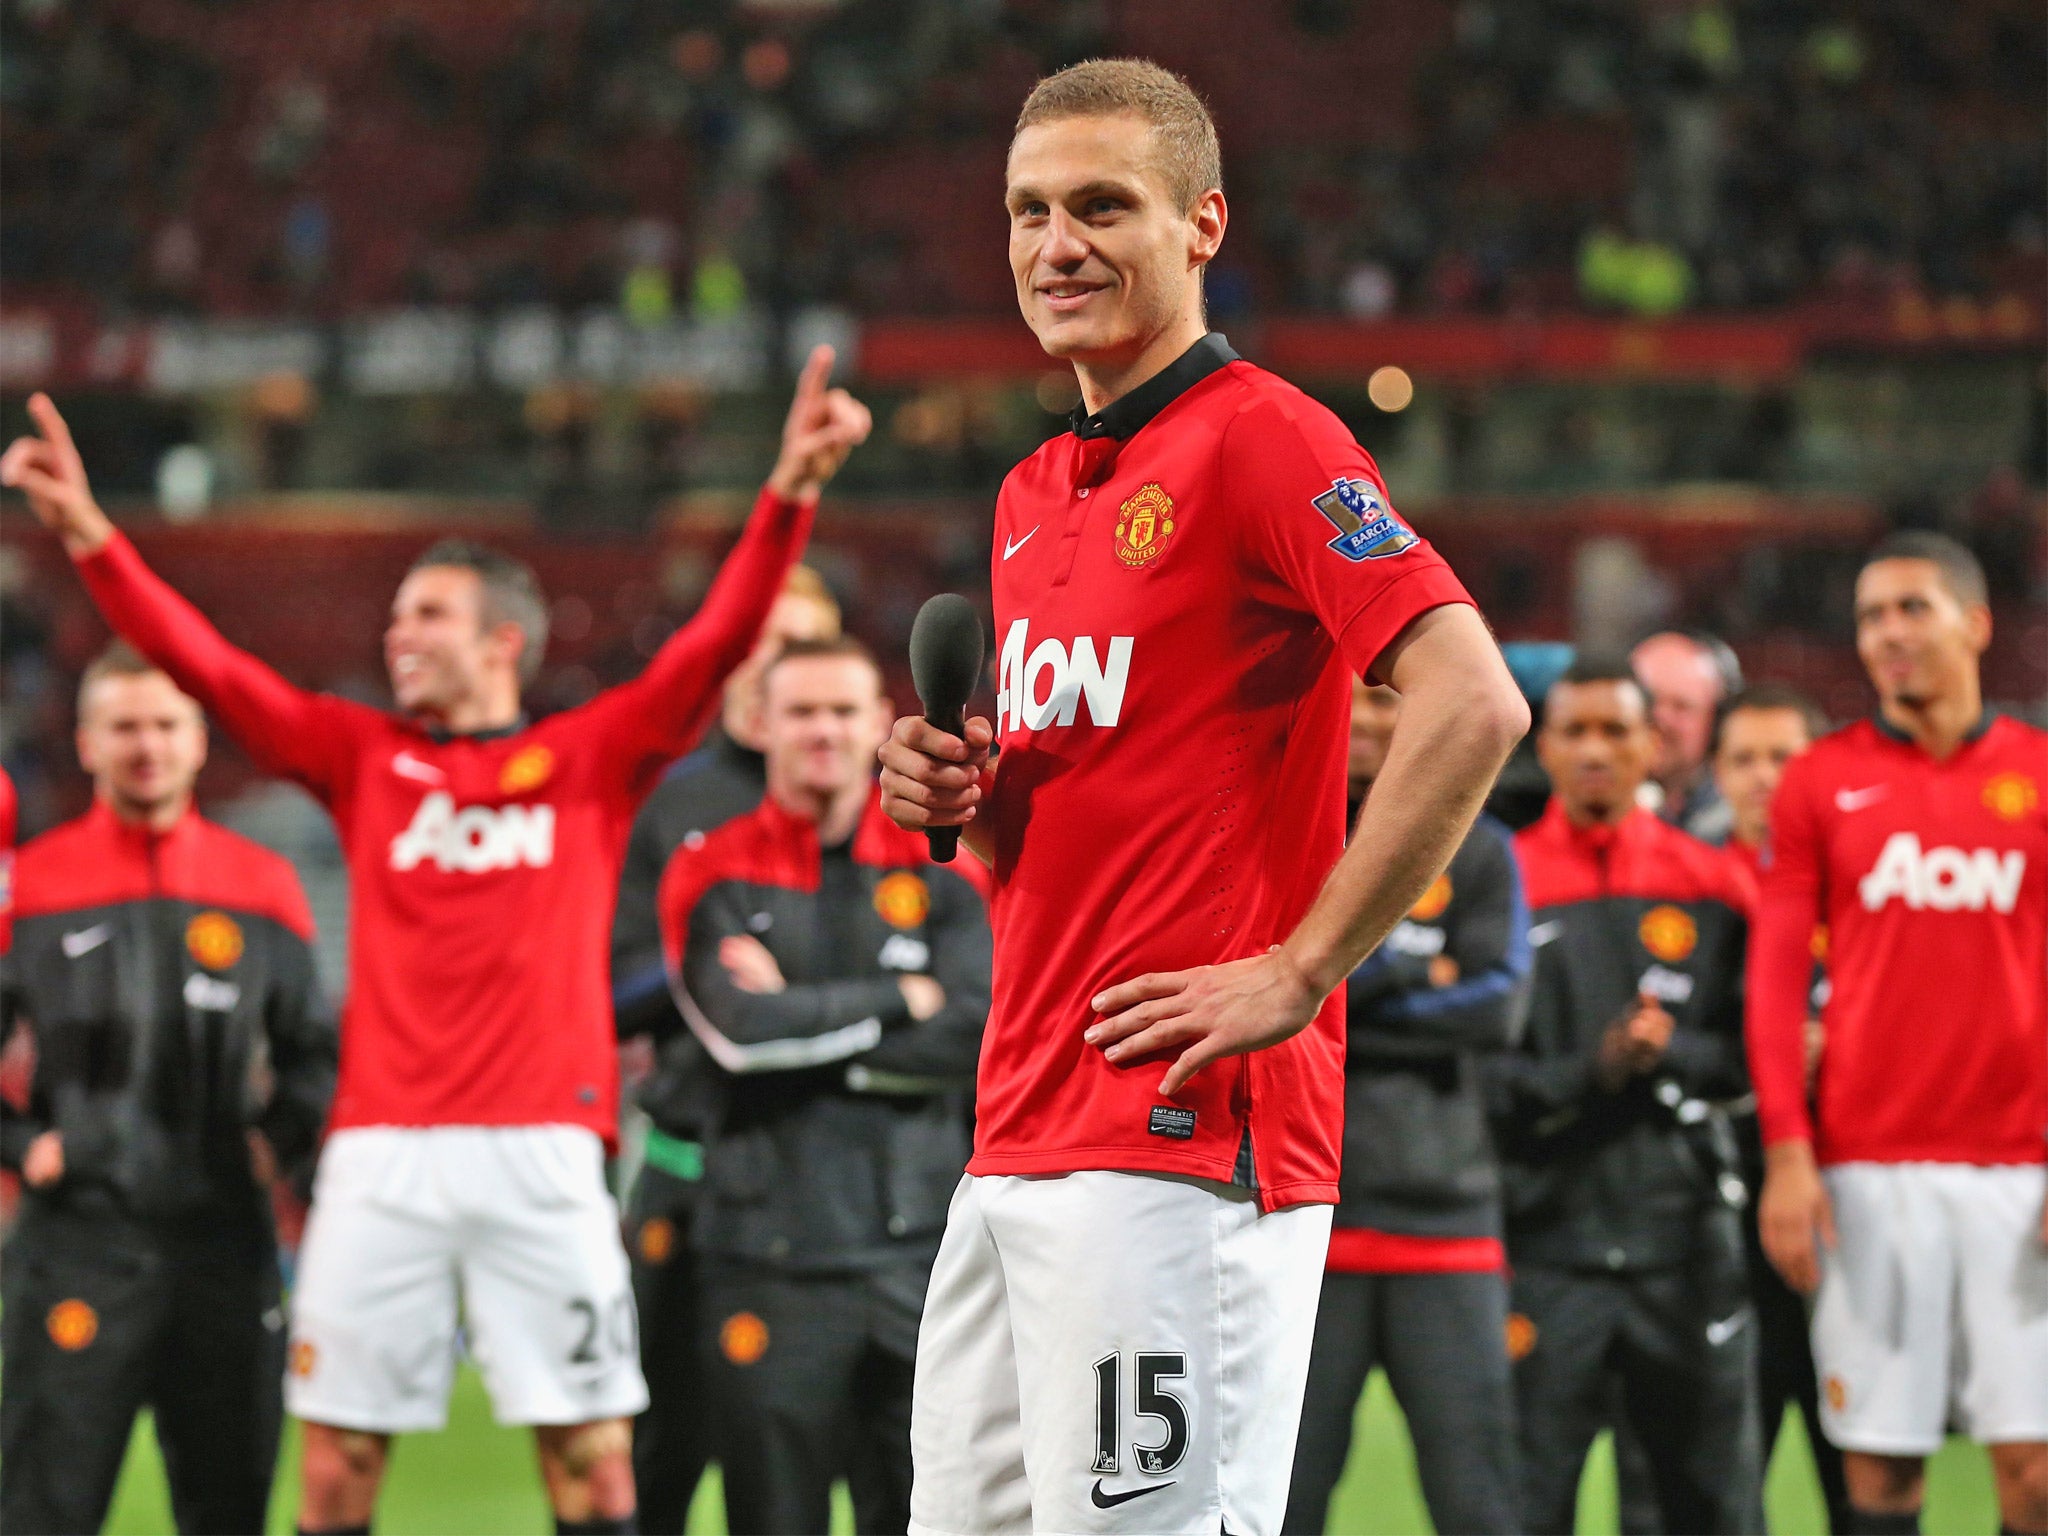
[286,1126,649,1433]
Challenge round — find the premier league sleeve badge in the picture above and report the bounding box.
[1312,477,1420,562]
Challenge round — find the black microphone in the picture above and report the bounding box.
[908,593,986,864]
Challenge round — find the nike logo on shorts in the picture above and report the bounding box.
[1003,527,1040,560]
[62,924,112,958]
[1834,784,1889,813]
[1527,920,1563,948]
[1091,1479,1173,1509]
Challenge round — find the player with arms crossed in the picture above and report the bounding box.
[1750,532,2048,1536]
[878,60,1529,1536]
[2,352,869,1536]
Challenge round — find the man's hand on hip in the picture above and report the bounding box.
[1087,948,1325,1099]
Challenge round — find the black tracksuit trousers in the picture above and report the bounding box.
[1,1212,285,1536]
[1283,1269,1521,1535]
[700,1256,927,1536]
[1510,1257,1766,1536]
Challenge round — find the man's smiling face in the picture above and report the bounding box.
[1005,112,1222,370]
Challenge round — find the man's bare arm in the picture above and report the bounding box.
[1090,604,1529,1096]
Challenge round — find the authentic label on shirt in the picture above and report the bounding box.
[1148,1105,1197,1140]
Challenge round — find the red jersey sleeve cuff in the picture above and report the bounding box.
[1331,561,1477,682]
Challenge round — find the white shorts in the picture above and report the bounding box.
[1814,1161,2048,1455]
[286,1126,649,1434]
[908,1171,1332,1536]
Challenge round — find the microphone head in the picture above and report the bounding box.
[909,593,985,717]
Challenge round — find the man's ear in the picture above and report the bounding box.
[1963,602,1993,656]
[489,619,528,676]
[1188,188,1227,270]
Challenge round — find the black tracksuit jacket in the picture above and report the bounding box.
[1485,802,1756,1272]
[658,786,991,1271]
[1,801,336,1237]
[1337,810,1531,1239]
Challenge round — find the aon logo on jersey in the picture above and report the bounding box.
[996,619,1133,732]
[1858,832,2025,914]
[390,792,556,873]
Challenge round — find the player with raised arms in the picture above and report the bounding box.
[878,60,1529,1536]
[2,350,869,1536]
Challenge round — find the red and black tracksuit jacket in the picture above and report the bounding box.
[1485,803,1756,1273]
[658,788,991,1271]
[1,801,336,1234]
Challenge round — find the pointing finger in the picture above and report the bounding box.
[793,345,834,410]
[27,393,81,475]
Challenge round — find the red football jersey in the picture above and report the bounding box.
[1749,714,2048,1165]
[974,335,1474,1211]
[73,490,812,1142]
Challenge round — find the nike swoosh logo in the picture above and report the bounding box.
[1091,1480,1174,1509]
[392,750,445,785]
[1705,1311,1749,1346]
[62,924,112,958]
[1003,527,1040,560]
[1834,785,1888,812]
[1527,920,1563,948]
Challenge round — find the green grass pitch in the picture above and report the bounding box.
[104,1366,1998,1534]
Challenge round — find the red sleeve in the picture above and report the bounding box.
[74,532,375,804]
[1221,395,1474,682]
[1747,753,1826,1147]
[581,487,815,794]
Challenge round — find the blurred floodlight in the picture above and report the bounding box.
[157,444,213,522]
[1367,365,1414,412]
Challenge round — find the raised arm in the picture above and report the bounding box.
[2,394,367,799]
[589,348,868,786]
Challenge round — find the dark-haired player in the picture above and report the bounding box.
[878,58,1528,1535]
[1489,658,1764,1535]
[1751,533,2047,1536]
[3,353,867,1535]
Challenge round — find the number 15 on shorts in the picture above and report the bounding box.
[1091,1351,1190,1476]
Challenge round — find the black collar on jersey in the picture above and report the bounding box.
[1871,708,1995,748]
[1070,332,1238,442]
[422,715,529,744]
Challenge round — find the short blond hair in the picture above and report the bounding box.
[783,564,842,631]
[1014,58,1222,212]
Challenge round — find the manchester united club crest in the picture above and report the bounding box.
[47,1299,99,1352]
[1409,874,1453,922]
[873,872,931,930]
[1114,483,1177,568]
[1638,904,1698,964]
[1982,772,2040,822]
[500,744,555,795]
[1311,477,1419,562]
[186,911,245,971]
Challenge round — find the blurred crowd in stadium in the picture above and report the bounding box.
[3,0,2042,321]
[0,2,2044,1532]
